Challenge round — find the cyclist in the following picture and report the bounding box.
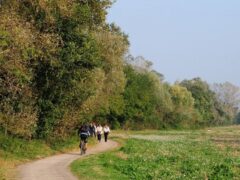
[78,124,90,154]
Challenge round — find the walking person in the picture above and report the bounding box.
[89,123,96,137]
[103,124,110,142]
[96,124,103,142]
[93,122,97,138]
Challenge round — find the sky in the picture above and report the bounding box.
[107,0,240,86]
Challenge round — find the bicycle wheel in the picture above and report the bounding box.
[80,141,86,155]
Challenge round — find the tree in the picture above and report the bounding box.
[122,65,157,129]
[125,55,153,72]
[212,82,240,122]
[0,18,37,138]
[235,112,240,124]
[0,0,128,139]
[180,78,224,126]
[165,85,200,128]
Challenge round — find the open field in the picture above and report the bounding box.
[71,126,240,180]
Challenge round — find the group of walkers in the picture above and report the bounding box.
[89,123,111,142]
[78,123,111,154]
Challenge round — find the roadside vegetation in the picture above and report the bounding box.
[71,126,240,180]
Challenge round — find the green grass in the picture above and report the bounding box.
[71,126,240,180]
[0,136,54,161]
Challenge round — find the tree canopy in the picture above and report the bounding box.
[0,0,239,140]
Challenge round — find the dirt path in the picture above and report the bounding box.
[16,140,118,180]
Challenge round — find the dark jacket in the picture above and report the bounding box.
[78,125,90,137]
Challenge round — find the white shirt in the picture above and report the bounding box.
[96,126,103,134]
[103,126,110,133]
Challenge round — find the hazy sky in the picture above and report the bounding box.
[107,0,240,86]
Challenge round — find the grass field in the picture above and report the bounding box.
[71,126,240,180]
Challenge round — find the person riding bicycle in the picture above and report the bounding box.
[78,124,90,153]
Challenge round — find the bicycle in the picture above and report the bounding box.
[79,140,87,155]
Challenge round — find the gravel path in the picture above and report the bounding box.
[16,140,118,180]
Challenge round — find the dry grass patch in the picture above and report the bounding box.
[130,134,185,141]
[0,157,17,180]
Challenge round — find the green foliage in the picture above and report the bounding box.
[165,85,199,128]
[111,119,121,130]
[0,26,37,138]
[122,65,159,129]
[0,132,54,160]
[34,32,103,138]
[18,0,47,31]
[180,78,226,126]
[235,112,240,124]
[0,0,128,139]
[0,29,10,49]
[71,152,128,180]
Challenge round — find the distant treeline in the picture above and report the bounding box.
[0,0,239,140]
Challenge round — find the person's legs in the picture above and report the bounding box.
[90,129,94,137]
[80,135,84,148]
[104,132,108,142]
[97,133,101,142]
[84,137,88,150]
[80,135,88,152]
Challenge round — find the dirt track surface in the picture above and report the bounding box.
[16,140,118,180]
